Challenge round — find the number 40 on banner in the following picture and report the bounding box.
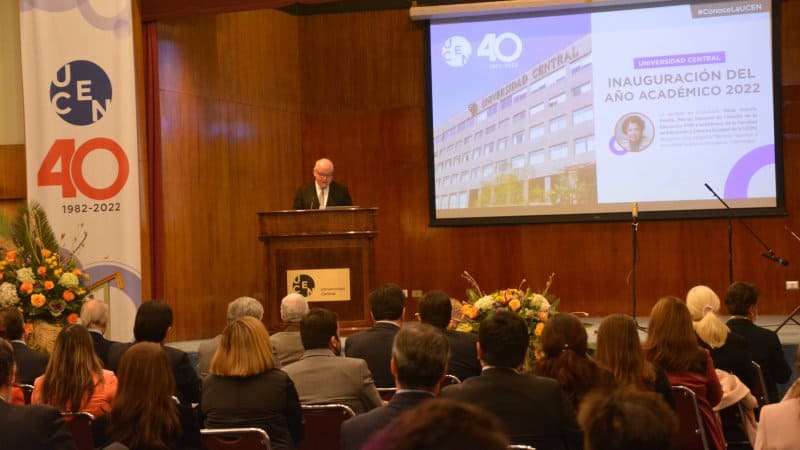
[38,138,130,200]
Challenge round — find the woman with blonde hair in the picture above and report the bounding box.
[594,314,673,408]
[686,285,754,389]
[644,296,725,450]
[202,316,304,450]
[32,324,117,417]
[103,342,197,449]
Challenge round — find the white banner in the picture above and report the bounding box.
[19,0,141,341]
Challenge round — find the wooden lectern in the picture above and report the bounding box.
[258,207,378,331]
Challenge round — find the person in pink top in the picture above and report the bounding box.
[32,324,117,417]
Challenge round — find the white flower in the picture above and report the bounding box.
[474,295,495,310]
[15,267,35,283]
[531,294,550,312]
[0,282,20,307]
[58,272,80,289]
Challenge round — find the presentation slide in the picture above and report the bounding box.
[427,0,780,224]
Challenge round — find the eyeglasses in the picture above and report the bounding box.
[315,171,333,179]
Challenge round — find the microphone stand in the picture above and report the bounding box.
[776,226,800,332]
[704,183,789,275]
[630,203,645,330]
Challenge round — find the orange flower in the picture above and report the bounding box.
[41,249,52,258]
[538,312,549,322]
[62,290,75,302]
[44,280,54,290]
[37,266,47,276]
[0,273,3,281]
[4,250,16,262]
[72,268,82,276]
[534,322,545,336]
[19,281,34,295]
[30,293,46,308]
[461,304,479,320]
[509,299,521,312]
[67,313,79,324]
[24,322,33,334]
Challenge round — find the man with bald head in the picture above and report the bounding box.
[79,299,119,368]
[292,158,353,210]
[271,293,310,367]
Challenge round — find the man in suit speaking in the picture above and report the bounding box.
[292,158,353,210]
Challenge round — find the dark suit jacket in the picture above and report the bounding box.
[292,181,353,210]
[11,341,49,386]
[344,322,400,388]
[107,342,201,404]
[440,367,582,450]
[442,329,481,381]
[698,332,755,392]
[727,318,792,402]
[0,400,76,450]
[340,390,435,450]
[88,330,118,369]
[202,370,304,450]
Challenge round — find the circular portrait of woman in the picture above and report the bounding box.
[615,113,654,152]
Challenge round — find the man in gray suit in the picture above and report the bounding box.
[271,293,309,367]
[197,296,264,376]
[283,308,383,414]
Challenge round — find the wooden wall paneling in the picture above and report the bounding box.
[0,144,25,199]
[157,9,303,340]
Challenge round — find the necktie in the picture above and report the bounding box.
[318,188,326,209]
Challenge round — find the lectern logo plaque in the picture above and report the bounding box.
[286,268,351,302]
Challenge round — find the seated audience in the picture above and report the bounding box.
[725,281,792,403]
[202,316,304,450]
[107,300,201,405]
[686,285,755,389]
[197,296,264,377]
[79,299,119,368]
[754,346,800,449]
[283,308,383,413]
[345,283,405,387]
[103,342,200,450]
[532,313,615,410]
[362,398,510,450]
[417,290,480,381]
[441,311,582,449]
[0,340,76,450]
[32,324,117,418]
[594,313,674,408]
[341,322,449,450]
[271,293,309,367]
[0,306,48,385]
[578,388,677,450]
[644,296,726,450]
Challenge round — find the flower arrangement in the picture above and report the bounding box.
[456,271,559,364]
[0,203,89,328]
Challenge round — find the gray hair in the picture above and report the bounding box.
[227,297,264,322]
[79,299,109,328]
[280,293,309,323]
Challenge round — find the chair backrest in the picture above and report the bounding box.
[201,428,271,450]
[670,385,710,450]
[61,411,95,450]
[297,404,357,450]
[18,383,34,404]
[750,361,770,406]
[377,387,397,401]
[441,374,461,387]
[716,403,751,449]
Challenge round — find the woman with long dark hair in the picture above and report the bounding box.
[32,324,117,417]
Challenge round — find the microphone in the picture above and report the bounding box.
[785,226,800,244]
[762,250,789,266]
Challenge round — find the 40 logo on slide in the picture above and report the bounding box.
[50,60,111,126]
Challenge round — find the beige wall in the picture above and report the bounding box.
[0,1,24,145]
